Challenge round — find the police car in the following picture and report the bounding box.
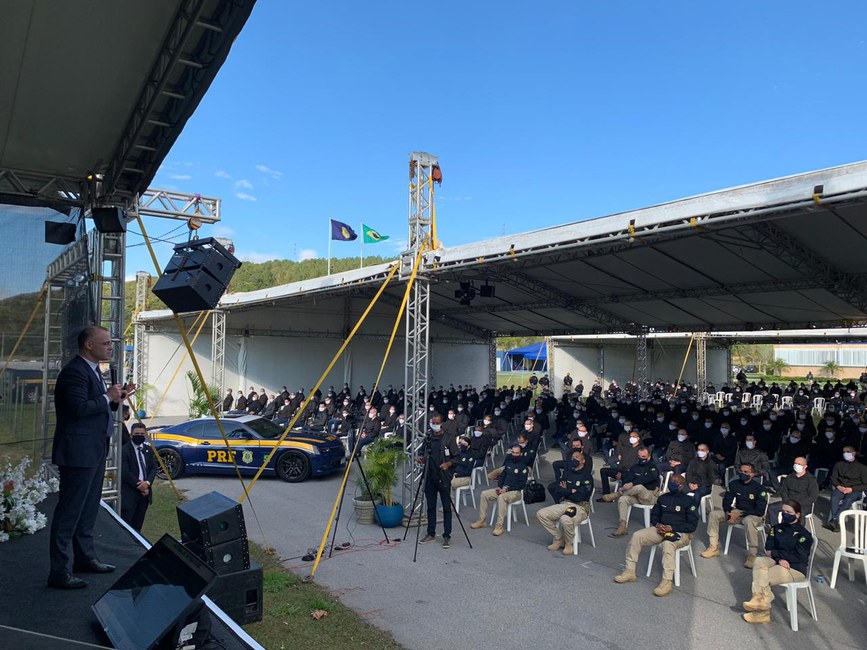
[150,415,344,483]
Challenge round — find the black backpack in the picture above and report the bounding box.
[523,479,546,504]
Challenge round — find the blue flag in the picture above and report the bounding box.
[330,219,358,241]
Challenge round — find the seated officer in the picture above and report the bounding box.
[685,443,716,504]
[450,435,476,492]
[614,474,699,597]
[767,457,818,523]
[536,450,593,555]
[701,462,768,567]
[347,407,381,454]
[471,443,529,536]
[601,446,660,538]
[825,446,867,531]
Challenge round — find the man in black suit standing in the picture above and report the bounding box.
[121,422,157,532]
[48,325,135,589]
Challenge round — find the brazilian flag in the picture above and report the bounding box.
[362,223,389,244]
[330,219,357,241]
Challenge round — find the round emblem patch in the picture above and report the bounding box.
[241,450,254,464]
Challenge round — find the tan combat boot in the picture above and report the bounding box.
[600,493,619,503]
[742,610,771,624]
[610,520,628,537]
[614,563,637,583]
[700,544,720,558]
[742,592,771,612]
[653,579,673,597]
[562,543,574,556]
[492,524,504,536]
[547,538,565,551]
[470,519,487,529]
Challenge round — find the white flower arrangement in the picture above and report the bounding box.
[1,457,59,542]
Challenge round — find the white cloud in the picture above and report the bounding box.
[297,248,318,261]
[169,174,191,180]
[389,238,408,253]
[255,164,283,179]
[234,179,253,190]
[235,192,257,202]
[211,225,236,238]
[215,170,232,179]
[237,251,281,263]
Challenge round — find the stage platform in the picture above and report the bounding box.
[0,493,262,649]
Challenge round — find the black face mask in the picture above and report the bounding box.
[131,434,146,446]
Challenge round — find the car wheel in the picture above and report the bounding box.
[157,448,184,480]
[276,451,310,483]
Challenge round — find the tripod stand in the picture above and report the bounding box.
[403,434,472,561]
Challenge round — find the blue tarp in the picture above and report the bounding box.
[504,342,547,371]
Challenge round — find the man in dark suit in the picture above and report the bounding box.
[121,422,157,532]
[48,325,135,589]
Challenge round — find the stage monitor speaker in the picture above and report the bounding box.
[152,238,241,313]
[177,491,247,547]
[479,284,495,298]
[91,206,127,233]
[92,534,216,650]
[187,537,250,575]
[45,221,77,245]
[205,560,264,625]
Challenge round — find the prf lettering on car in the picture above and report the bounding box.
[207,450,237,463]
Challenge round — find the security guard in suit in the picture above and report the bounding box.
[536,450,593,555]
[702,462,768,567]
[614,474,699,596]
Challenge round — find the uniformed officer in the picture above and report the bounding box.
[701,462,768,567]
[419,415,458,548]
[450,434,476,492]
[472,443,529,536]
[536,450,593,555]
[602,447,660,537]
[742,499,813,624]
[614,474,699,596]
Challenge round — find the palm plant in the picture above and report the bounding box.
[767,358,789,377]
[361,438,403,506]
[820,360,842,379]
[186,370,219,418]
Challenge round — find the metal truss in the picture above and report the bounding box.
[402,152,438,517]
[133,321,149,408]
[137,188,221,223]
[211,310,226,397]
[0,167,84,207]
[488,338,498,387]
[635,327,648,391]
[103,0,256,199]
[695,332,708,392]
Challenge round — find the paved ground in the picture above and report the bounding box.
[166,446,867,650]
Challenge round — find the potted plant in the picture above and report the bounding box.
[362,438,405,527]
[352,477,381,525]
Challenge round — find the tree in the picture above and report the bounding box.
[186,370,219,418]
[767,358,789,377]
[820,360,841,379]
[732,343,774,374]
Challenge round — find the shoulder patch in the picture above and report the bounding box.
[689,505,696,511]
[799,536,807,543]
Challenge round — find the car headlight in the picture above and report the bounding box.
[308,446,321,455]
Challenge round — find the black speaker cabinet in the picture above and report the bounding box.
[45,221,77,245]
[187,537,250,575]
[152,238,241,313]
[205,561,263,625]
[177,491,247,547]
[91,206,127,233]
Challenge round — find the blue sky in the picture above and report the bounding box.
[137,0,867,276]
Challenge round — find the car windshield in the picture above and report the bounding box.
[243,417,286,439]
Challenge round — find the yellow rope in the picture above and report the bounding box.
[674,334,696,392]
[241,261,400,499]
[0,284,48,381]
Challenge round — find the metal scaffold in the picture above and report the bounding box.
[695,331,708,393]
[401,151,440,515]
[635,326,649,394]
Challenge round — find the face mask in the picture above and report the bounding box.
[578,430,587,438]
[738,472,751,483]
[844,452,855,461]
[458,407,464,412]
[448,414,455,420]
[398,419,405,425]
[745,441,755,449]
[860,427,867,434]
[459,442,469,450]
[762,424,772,431]
[704,422,712,428]
[611,413,618,419]
[793,463,805,474]
[429,406,435,411]
[442,400,448,404]
[494,410,502,416]
[723,410,730,416]
[825,419,834,426]
[780,512,797,525]
[638,456,649,464]
[697,450,708,458]
[667,482,680,493]
[618,418,626,424]
[680,408,688,414]
[473,430,482,438]
[770,414,777,421]
[629,436,639,445]
[430,423,441,431]
[740,419,748,426]
[319,407,326,412]
[131,434,146,446]
[677,434,687,442]
[536,408,542,413]
[796,423,805,431]
[668,424,677,430]
[525,424,533,431]
[692,414,699,420]
[657,416,665,422]
[789,436,800,444]
[720,429,730,436]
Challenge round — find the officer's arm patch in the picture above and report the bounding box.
[799,536,807,543]
[689,505,696,511]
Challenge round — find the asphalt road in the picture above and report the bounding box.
[164,447,867,650]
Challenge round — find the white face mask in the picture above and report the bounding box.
[704,422,712,428]
[792,463,805,474]
[369,413,376,419]
[398,419,405,425]
[720,429,730,436]
[844,452,855,462]
[796,423,805,430]
[745,441,755,449]
[448,414,455,420]
[825,431,834,440]
[524,424,533,431]
[668,424,677,430]
[789,436,800,444]
[677,434,687,442]
[458,407,463,412]
[473,430,482,437]
[629,436,639,445]
[762,424,772,431]
[318,407,326,412]
[697,450,708,458]
[430,423,441,431]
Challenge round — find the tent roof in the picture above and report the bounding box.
[141,160,867,340]
[0,0,255,207]
[504,342,547,361]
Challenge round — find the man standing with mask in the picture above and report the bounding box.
[120,423,157,532]
[418,415,458,548]
[702,462,768,567]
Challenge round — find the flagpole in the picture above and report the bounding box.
[360,222,364,269]
[327,218,332,275]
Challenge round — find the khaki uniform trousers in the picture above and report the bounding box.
[536,502,590,545]
[451,476,471,490]
[478,488,523,526]
[626,528,691,580]
[707,509,763,553]
[617,485,659,521]
[751,556,805,602]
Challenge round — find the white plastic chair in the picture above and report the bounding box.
[626,502,654,529]
[572,515,596,551]
[471,465,488,488]
[646,540,697,587]
[714,391,725,407]
[751,394,763,409]
[455,482,475,513]
[830,509,867,590]
[780,396,793,410]
[724,500,769,554]
[742,392,752,406]
[811,397,826,417]
[776,536,819,631]
[699,493,713,523]
[489,493,529,532]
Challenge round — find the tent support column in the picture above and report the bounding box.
[488,338,497,388]
[695,332,708,392]
[635,327,648,394]
[211,310,226,398]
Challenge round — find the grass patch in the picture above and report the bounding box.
[141,483,404,650]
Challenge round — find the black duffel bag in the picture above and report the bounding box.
[523,479,546,504]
